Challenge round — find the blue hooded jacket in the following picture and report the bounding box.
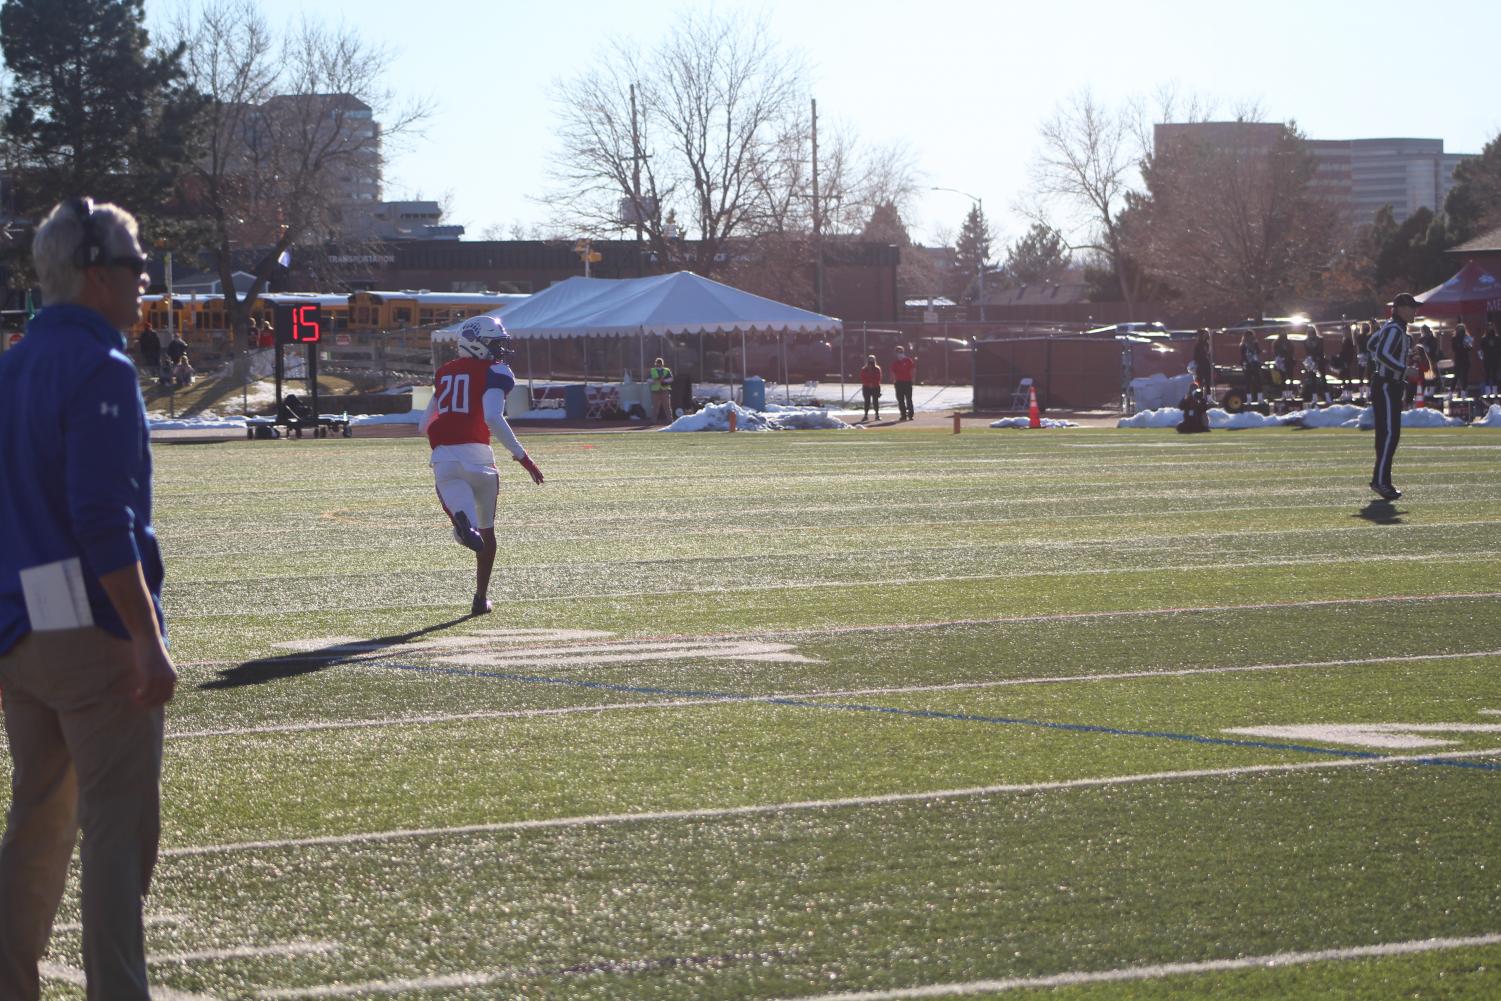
[0,303,165,654]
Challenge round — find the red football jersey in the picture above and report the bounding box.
[426,358,516,448]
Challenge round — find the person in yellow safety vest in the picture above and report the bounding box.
[648,357,673,422]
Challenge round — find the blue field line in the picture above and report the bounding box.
[375,663,1501,772]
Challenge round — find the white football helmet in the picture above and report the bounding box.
[455,315,514,361]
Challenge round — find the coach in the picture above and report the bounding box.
[1367,291,1420,501]
[0,198,176,999]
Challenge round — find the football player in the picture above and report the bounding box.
[420,316,544,614]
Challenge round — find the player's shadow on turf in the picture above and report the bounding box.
[1353,499,1404,525]
[199,615,471,690]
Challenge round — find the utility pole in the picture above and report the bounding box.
[811,97,823,313]
[630,83,645,277]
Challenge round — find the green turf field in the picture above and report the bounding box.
[28,426,1501,999]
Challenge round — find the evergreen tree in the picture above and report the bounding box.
[1444,131,1501,242]
[952,204,992,301]
[0,0,201,217]
[1003,222,1071,285]
[1371,206,1458,294]
[860,201,910,246]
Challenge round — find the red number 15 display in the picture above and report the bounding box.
[274,304,323,344]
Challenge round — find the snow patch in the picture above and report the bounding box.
[1474,404,1501,427]
[988,417,1080,429]
[661,400,853,432]
[1120,403,1466,430]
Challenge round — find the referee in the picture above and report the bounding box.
[1368,292,1420,500]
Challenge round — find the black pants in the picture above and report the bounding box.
[1372,378,1403,488]
[861,385,880,418]
[894,381,914,419]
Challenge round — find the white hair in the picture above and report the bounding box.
[31,199,141,305]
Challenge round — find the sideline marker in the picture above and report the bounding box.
[1028,385,1042,429]
[728,407,738,432]
[1414,382,1425,409]
[953,413,961,434]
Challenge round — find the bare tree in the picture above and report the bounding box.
[1132,123,1338,318]
[172,0,428,350]
[1029,90,1143,309]
[547,9,918,300]
[547,11,804,276]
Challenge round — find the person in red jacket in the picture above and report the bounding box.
[859,354,882,421]
[891,344,916,420]
[420,316,544,615]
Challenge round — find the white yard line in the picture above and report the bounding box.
[773,932,1501,1001]
[228,548,1494,614]
[173,590,1501,669]
[39,960,220,1000]
[164,501,1501,559]
[796,648,1501,700]
[161,747,1501,859]
[165,648,1501,743]
[251,931,1501,999]
[52,911,189,933]
[168,700,728,740]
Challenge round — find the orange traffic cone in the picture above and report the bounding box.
[1414,382,1425,409]
[728,407,738,432]
[1028,385,1041,429]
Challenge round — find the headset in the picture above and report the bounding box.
[65,197,107,268]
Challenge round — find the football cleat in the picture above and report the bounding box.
[470,595,492,616]
[451,511,484,553]
[455,315,515,362]
[1369,481,1402,501]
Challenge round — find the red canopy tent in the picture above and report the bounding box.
[1414,261,1501,317]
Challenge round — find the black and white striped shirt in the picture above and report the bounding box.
[1367,319,1409,381]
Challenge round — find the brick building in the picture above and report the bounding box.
[301,238,902,321]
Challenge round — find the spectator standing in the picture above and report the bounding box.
[1356,322,1372,391]
[647,357,673,423]
[1191,329,1212,390]
[890,345,915,420]
[1304,325,1330,405]
[1368,292,1420,500]
[1418,325,1442,397]
[858,354,882,422]
[1338,325,1359,400]
[136,322,160,373]
[419,316,544,615]
[1482,323,1501,397]
[1240,331,1264,404]
[1272,331,1295,399]
[0,198,176,1000]
[165,329,187,367]
[1451,323,1473,398]
[256,318,275,349]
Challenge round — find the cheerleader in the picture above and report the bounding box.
[1240,330,1264,403]
[1451,323,1473,399]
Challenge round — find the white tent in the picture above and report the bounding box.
[432,271,843,404]
[432,271,841,341]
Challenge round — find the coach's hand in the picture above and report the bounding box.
[129,636,178,708]
[516,453,545,485]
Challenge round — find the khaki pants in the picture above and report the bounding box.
[0,628,164,1001]
[652,389,672,422]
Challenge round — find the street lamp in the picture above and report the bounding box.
[931,186,986,322]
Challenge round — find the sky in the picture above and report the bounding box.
[145,0,1501,255]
